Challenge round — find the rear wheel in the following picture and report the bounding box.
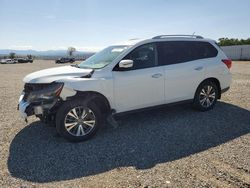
[193,81,218,111]
[56,99,101,142]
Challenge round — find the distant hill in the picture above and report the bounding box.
[0,49,95,59]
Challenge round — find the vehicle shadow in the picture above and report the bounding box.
[8,102,250,183]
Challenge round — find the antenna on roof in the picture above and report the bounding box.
[192,32,196,37]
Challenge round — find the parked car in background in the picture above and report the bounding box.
[55,57,75,64]
[17,58,33,63]
[18,35,232,142]
[1,59,16,64]
[13,59,18,63]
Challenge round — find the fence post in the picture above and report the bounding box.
[240,47,243,60]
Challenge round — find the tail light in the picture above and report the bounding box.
[222,59,232,69]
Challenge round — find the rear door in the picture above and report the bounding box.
[157,41,218,103]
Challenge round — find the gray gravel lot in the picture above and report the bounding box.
[0,60,249,188]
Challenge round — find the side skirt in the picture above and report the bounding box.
[113,99,193,117]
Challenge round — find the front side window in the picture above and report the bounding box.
[121,43,156,70]
[78,45,129,69]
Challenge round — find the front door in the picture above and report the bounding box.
[113,43,165,113]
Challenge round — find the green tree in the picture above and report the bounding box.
[218,38,250,46]
[9,52,16,59]
[67,47,76,57]
[27,54,32,59]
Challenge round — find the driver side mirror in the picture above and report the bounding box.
[119,59,133,68]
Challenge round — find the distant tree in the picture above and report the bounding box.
[9,52,16,59]
[27,54,32,59]
[67,47,76,57]
[218,38,250,46]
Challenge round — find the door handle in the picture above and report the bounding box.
[194,66,203,71]
[152,73,163,78]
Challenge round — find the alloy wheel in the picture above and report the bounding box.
[199,85,216,108]
[64,106,96,137]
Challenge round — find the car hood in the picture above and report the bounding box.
[23,65,93,83]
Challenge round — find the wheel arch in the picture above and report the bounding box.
[67,91,112,114]
[196,77,222,99]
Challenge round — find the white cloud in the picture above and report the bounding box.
[50,46,103,52]
[9,45,33,50]
[7,45,102,52]
[75,46,103,52]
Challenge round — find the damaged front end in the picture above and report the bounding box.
[18,82,64,122]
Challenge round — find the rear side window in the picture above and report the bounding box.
[157,41,218,66]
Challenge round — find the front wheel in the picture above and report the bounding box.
[193,81,218,111]
[56,99,101,142]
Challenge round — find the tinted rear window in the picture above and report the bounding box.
[157,41,218,65]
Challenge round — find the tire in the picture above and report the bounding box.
[193,80,219,111]
[56,99,101,142]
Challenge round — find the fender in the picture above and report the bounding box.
[59,77,115,109]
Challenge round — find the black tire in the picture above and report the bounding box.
[56,99,102,142]
[193,80,219,111]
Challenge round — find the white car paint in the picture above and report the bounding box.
[20,36,232,115]
[23,65,93,83]
[113,66,165,112]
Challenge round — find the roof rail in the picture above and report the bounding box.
[152,35,204,39]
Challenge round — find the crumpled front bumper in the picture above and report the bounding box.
[18,93,30,119]
[17,82,66,121]
[17,93,44,121]
[18,92,56,120]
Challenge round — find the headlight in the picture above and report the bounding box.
[27,82,63,103]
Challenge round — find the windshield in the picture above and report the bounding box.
[78,45,129,69]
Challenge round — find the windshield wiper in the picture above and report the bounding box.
[71,64,80,68]
[80,69,95,78]
[78,66,96,69]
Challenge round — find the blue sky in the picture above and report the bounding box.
[0,0,249,51]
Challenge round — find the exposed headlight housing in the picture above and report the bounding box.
[26,82,64,103]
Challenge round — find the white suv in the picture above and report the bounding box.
[18,35,232,142]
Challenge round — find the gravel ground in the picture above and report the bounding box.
[0,60,249,188]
